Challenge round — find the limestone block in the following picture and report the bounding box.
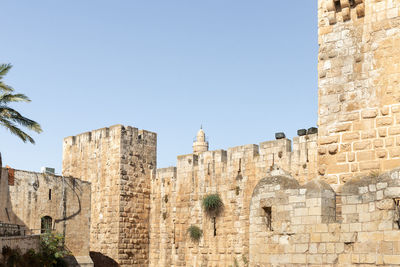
[381,106,390,116]
[392,105,400,113]
[389,126,400,136]
[379,128,387,137]
[340,0,350,8]
[359,161,380,171]
[384,187,400,197]
[384,231,400,242]
[328,11,337,25]
[353,140,371,150]
[362,109,378,119]
[342,7,351,21]
[319,135,339,145]
[377,182,388,190]
[377,117,393,127]
[384,254,400,264]
[328,144,338,154]
[343,132,360,142]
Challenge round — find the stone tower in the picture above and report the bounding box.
[192,127,209,154]
[318,0,400,185]
[62,125,157,266]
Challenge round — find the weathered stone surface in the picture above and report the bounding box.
[0,168,92,265]
[5,0,400,266]
[62,125,157,267]
[318,0,400,185]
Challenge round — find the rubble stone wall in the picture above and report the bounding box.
[0,235,40,259]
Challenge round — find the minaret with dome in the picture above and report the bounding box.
[192,126,209,154]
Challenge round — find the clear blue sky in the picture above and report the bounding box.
[1,1,318,174]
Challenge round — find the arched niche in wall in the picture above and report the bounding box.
[249,175,300,266]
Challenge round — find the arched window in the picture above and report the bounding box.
[41,216,52,233]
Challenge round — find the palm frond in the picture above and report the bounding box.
[0,64,12,79]
[0,118,35,144]
[0,81,14,92]
[0,63,42,144]
[0,93,31,104]
[0,106,42,133]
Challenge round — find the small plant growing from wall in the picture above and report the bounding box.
[202,193,223,216]
[187,225,202,242]
[1,232,70,266]
[242,255,249,266]
[369,170,380,178]
[234,257,239,267]
[235,186,240,196]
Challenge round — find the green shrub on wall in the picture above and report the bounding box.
[202,193,223,216]
[40,232,70,266]
[187,225,202,242]
[1,232,70,267]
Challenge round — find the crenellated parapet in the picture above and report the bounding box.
[63,124,156,148]
[322,0,365,25]
[149,132,319,266]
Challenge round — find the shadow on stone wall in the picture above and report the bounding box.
[0,153,27,230]
[89,251,118,267]
[0,153,93,266]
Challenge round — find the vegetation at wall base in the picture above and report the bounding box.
[0,232,70,267]
[187,225,202,242]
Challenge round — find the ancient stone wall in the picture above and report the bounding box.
[149,134,318,266]
[0,235,40,260]
[318,0,400,185]
[0,168,91,264]
[249,169,400,266]
[62,125,157,266]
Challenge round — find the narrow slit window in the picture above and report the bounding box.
[213,217,217,236]
[394,198,400,228]
[49,189,52,200]
[334,0,341,12]
[263,207,272,231]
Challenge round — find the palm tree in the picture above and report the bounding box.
[0,63,42,144]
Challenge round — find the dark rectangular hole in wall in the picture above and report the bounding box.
[335,1,341,12]
[263,207,272,231]
[49,189,52,200]
[394,198,400,229]
[213,217,216,236]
